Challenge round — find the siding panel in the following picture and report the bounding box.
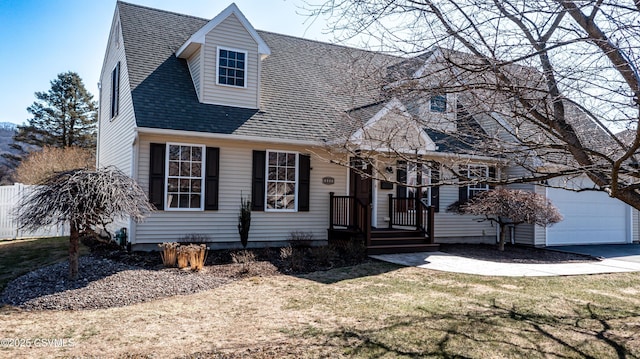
[98,10,135,175]
[136,134,345,244]
[201,14,259,108]
[187,50,201,100]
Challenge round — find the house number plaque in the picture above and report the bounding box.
[322,177,335,185]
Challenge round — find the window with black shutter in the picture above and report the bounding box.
[148,143,219,211]
[252,150,310,212]
[458,164,496,203]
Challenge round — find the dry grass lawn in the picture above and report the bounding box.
[1,258,640,358]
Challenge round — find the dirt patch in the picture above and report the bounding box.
[439,243,596,263]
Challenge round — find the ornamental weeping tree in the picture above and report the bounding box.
[456,188,563,251]
[14,167,154,279]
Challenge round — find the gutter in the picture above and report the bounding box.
[135,127,323,147]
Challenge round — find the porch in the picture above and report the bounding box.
[328,192,440,254]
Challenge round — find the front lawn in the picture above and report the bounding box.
[1,257,639,358]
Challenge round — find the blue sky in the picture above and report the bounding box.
[0,0,334,125]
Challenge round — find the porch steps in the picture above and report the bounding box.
[367,229,439,255]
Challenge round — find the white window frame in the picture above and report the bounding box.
[216,46,248,89]
[164,142,206,211]
[430,94,447,113]
[265,150,299,212]
[467,164,489,198]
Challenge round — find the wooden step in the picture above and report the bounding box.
[367,243,440,255]
[371,229,422,239]
[370,237,428,246]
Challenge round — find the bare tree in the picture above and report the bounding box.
[14,167,154,279]
[452,188,562,251]
[308,1,640,209]
[15,146,95,184]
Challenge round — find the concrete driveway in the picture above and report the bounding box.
[551,244,640,264]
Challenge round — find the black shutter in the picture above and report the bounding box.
[149,143,165,210]
[111,62,120,118]
[396,161,407,212]
[252,150,266,211]
[458,166,468,203]
[488,166,496,189]
[430,161,440,212]
[458,184,468,203]
[396,161,407,198]
[298,154,311,212]
[204,147,220,210]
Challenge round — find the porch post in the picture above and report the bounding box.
[388,193,393,229]
[415,195,422,230]
[427,206,435,243]
[365,203,371,247]
[329,192,334,230]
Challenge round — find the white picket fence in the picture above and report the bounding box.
[0,184,68,240]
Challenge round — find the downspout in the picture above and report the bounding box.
[128,132,139,247]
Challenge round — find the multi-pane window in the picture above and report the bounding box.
[467,165,489,198]
[166,144,204,210]
[217,47,246,87]
[266,151,298,211]
[430,94,446,112]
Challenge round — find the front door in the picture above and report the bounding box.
[349,157,372,205]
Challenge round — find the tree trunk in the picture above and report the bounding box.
[498,223,507,252]
[69,223,79,280]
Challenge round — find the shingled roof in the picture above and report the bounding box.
[117,1,399,142]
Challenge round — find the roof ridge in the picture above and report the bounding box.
[117,1,401,60]
[347,100,387,113]
[256,29,401,59]
[117,1,209,22]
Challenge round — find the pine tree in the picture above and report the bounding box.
[11,71,97,156]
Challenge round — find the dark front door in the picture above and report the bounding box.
[350,157,372,205]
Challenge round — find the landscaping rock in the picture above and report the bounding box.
[0,255,231,310]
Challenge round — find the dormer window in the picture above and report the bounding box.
[430,94,446,112]
[217,47,247,87]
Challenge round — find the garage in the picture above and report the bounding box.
[546,187,631,246]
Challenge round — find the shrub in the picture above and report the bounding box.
[176,246,190,269]
[280,245,307,272]
[15,146,95,184]
[238,196,251,248]
[186,244,207,271]
[288,231,314,248]
[231,249,256,273]
[158,242,178,267]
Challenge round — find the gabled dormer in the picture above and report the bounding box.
[384,48,458,133]
[176,3,270,109]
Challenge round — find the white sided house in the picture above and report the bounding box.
[97,2,638,252]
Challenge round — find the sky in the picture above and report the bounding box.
[0,0,336,125]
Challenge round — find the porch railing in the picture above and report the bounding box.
[388,194,435,243]
[329,192,371,246]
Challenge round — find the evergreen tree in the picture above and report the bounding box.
[12,71,97,156]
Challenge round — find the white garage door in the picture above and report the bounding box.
[546,188,630,246]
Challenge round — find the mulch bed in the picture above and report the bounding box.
[82,236,369,275]
[439,243,597,264]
